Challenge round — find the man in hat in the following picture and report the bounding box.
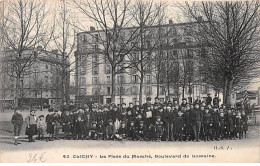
[11,109,23,145]
[154,97,161,106]
[181,98,188,108]
[213,94,220,107]
[143,97,152,110]
[206,94,212,106]
[202,107,212,141]
[212,106,220,141]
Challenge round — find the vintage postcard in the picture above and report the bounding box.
[0,0,259,163]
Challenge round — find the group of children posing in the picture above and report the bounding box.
[40,98,249,142]
[11,97,249,145]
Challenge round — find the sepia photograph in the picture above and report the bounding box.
[0,0,259,163]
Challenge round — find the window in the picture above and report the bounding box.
[145,86,152,95]
[92,88,100,95]
[81,77,86,85]
[201,84,208,94]
[105,65,111,74]
[92,54,98,64]
[92,66,99,75]
[159,86,164,95]
[95,34,98,42]
[117,75,125,84]
[132,75,138,83]
[107,87,111,95]
[106,76,111,84]
[94,45,98,52]
[81,66,86,74]
[83,35,87,43]
[146,75,151,84]
[80,88,86,95]
[92,77,99,84]
[132,86,138,95]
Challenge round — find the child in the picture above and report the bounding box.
[75,116,84,140]
[46,109,55,141]
[11,109,23,145]
[202,107,212,141]
[175,111,184,141]
[115,121,127,140]
[219,112,226,140]
[37,115,47,141]
[136,121,145,141]
[127,121,136,140]
[25,110,38,142]
[225,109,235,140]
[106,119,115,140]
[89,122,98,140]
[97,120,105,140]
[61,110,71,140]
[155,116,164,141]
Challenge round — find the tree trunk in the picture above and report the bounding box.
[139,74,144,105]
[111,68,116,103]
[156,73,160,97]
[182,86,185,99]
[14,75,20,108]
[224,78,233,106]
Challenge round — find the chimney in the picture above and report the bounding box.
[90,26,95,31]
[169,19,173,24]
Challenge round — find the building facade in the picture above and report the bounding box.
[0,48,70,109]
[75,21,220,105]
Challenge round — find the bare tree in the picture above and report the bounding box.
[49,0,78,105]
[128,0,165,105]
[72,0,139,103]
[0,0,53,108]
[179,1,260,105]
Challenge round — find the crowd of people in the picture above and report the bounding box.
[10,95,249,145]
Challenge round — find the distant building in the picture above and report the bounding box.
[75,21,220,105]
[0,48,70,108]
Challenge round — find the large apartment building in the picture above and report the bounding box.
[0,47,70,109]
[75,20,218,105]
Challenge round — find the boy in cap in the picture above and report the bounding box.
[136,121,145,141]
[127,120,137,140]
[115,121,127,140]
[175,111,184,141]
[106,119,115,140]
[11,109,23,145]
[97,120,105,140]
[155,116,164,141]
[75,115,84,140]
[37,115,47,141]
[241,110,248,138]
[89,122,98,140]
[219,111,226,140]
[202,107,212,141]
[61,110,71,140]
